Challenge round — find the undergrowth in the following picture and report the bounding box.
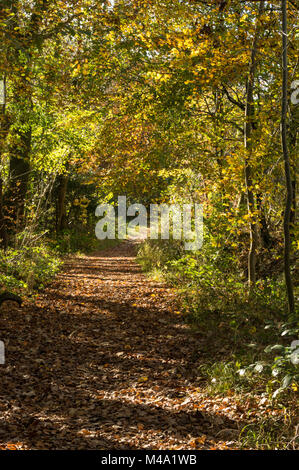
[50,227,120,254]
[0,244,61,292]
[137,237,298,449]
[0,226,119,294]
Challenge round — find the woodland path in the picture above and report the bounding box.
[0,241,239,450]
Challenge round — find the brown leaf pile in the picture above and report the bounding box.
[0,241,260,450]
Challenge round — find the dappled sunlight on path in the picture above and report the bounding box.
[0,241,239,450]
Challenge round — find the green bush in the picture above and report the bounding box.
[137,237,298,398]
[0,227,120,294]
[51,228,119,254]
[137,238,184,273]
[0,245,61,291]
[240,320,299,398]
[137,238,287,322]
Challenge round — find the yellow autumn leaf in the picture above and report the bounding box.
[138,376,148,383]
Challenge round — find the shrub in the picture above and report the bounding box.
[51,228,119,254]
[137,237,298,398]
[0,245,61,291]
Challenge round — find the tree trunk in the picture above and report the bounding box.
[0,178,7,249]
[5,125,31,235]
[3,48,32,237]
[256,193,272,248]
[244,1,264,288]
[281,0,295,314]
[288,89,298,238]
[0,75,8,249]
[3,0,41,240]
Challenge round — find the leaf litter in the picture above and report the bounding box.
[0,241,278,450]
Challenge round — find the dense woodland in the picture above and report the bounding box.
[0,0,298,451]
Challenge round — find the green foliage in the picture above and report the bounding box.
[198,361,254,395]
[137,238,184,273]
[51,228,119,255]
[0,272,27,291]
[137,237,298,400]
[0,244,61,291]
[239,414,294,450]
[241,320,299,399]
[138,237,287,320]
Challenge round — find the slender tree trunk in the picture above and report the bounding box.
[244,0,264,288]
[214,90,226,201]
[256,193,272,248]
[3,0,42,240]
[290,178,296,234]
[288,91,298,238]
[281,0,295,314]
[4,63,32,237]
[0,178,7,249]
[0,75,8,248]
[5,124,31,234]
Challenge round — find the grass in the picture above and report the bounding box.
[239,412,297,450]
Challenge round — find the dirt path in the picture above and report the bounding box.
[0,242,239,450]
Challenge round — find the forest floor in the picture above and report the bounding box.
[0,241,291,450]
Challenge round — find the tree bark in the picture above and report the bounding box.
[3,1,33,238]
[244,0,264,288]
[0,75,8,249]
[281,0,295,314]
[288,90,298,238]
[0,178,7,249]
[5,123,31,234]
[256,193,272,248]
